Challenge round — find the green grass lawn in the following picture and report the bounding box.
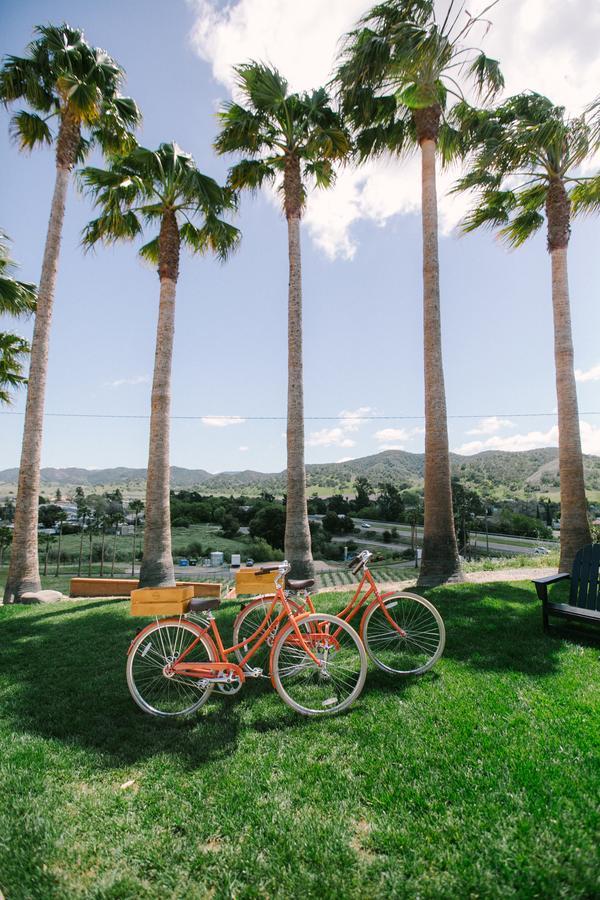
[45,522,249,563]
[1,582,598,899]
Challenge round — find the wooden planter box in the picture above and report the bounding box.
[235,567,277,596]
[130,584,195,617]
[69,577,221,599]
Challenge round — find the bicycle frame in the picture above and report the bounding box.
[297,565,407,640]
[141,583,326,685]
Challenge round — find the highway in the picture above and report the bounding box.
[310,516,557,557]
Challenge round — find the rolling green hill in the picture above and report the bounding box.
[1,448,599,500]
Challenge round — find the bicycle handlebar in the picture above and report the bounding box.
[255,561,291,576]
[348,549,372,574]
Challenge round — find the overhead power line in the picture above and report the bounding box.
[0,411,599,421]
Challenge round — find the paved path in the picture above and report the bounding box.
[316,566,556,594]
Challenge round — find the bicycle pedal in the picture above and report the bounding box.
[244,666,263,678]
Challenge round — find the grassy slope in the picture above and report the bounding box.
[0,582,598,899]
[42,524,249,562]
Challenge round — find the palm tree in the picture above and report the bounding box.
[128,499,144,577]
[1,24,140,603]
[0,231,36,405]
[81,142,239,587]
[455,92,597,570]
[214,62,351,579]
[335,0,503,585]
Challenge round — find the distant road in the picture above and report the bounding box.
[309,515,556,557]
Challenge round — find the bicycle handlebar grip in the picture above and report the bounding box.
[255,566,280,575]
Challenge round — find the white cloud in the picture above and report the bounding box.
[466,416,515,435]
[307,427,355,448]
[374,426,424,443]
[338,406,375,431]
[580,421,600,455]
[454,420,600,456]
[337,456,355,463]
[189,0,364,93]
[105,375,149,388]
[239,445,249,451]
[379,444,406,451]
[201,416,246,427]
[575,363,600,383]
[189,0,600,259]
[307,406,374,447]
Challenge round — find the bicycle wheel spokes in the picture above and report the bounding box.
[272,614,367,716]
[363,594,445,675]
[232,597,283,675]
[127,621,216,716]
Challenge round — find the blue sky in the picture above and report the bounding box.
[1,0,599,473]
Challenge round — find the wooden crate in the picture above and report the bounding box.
[235,567,277,596]
[130,585,195,616]
[70,578,221,599]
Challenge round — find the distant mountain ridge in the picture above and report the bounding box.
[1,448,599,496]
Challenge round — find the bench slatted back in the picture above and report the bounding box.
[569,544,600,610]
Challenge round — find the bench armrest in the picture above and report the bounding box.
[532,572,570,603]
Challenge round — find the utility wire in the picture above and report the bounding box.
[1,411,599,421]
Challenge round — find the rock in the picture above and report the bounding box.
[20,589,65,604]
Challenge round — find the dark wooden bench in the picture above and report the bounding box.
[532,544,600,635]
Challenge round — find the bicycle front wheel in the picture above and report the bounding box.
[127,619,217,717]
[362,592,445,675]
[271,613,367,716]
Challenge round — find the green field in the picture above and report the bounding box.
[0,581,598,898]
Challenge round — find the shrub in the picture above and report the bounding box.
[244,539,284,562]
[249,505,285,550]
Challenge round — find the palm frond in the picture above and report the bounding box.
[460,189,514,233]
[468,53,504,100]
[81,208,142,249]
[234,61,288,112]
[0,232,37,317]
[227,159,276,192]
[570,176,600,217]
[303,159,335,189]
[0,331,30,405]
[9,109,53,150]
[138,236,159,265]
[499,208,544,247]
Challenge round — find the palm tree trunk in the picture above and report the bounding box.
[54,522,62,577]
[139,213,178,588]
[549,244,591,570]
[416,132,462,586]
[3,114,79,603]
[131,519,137,577]
[77,520,84,576]
[3,165,69,601]
[111,527,118,577]
[43,537,51,577]
[100,527,106,577]
[283,160,313,580]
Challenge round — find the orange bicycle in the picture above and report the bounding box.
[234,550,445,677]
[126,562,367,718]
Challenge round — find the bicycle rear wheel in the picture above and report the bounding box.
[127,620,217,716]
[362,593,445,675]
[271,613,367,716]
